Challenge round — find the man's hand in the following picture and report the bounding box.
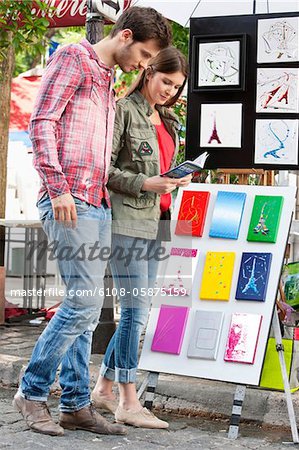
[142,176,179,194]
[51,193,77,227]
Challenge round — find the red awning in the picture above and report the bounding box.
[10,75,41,131]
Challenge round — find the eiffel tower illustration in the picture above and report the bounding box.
[208,112,222,144]
[242,258,258,295]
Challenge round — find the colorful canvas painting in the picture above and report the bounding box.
[224,313,263,364]
[198,40,240,87]
[200,103,242,148]
[254,119,298,165]
[175,190,210,237]
[257,17,299,63]
[247,195,284,243]
[236,252,272,301]
[200,251,235,301]
[187,310,224,360]
[151,305,189,355]
[282,261,299,309]
[157,247,199,297]
[256,68,299,113]
[209,191,246,239]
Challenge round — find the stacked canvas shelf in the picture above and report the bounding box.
[139,184,296,386]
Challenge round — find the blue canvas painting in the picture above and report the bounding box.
[209,191,246,239]
[236,252,272,301]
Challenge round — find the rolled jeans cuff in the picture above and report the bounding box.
[115,367,137,384]
[59,399,91,413]
[100,363,137,383]
[18,387,48,403]
[100,362,115,382]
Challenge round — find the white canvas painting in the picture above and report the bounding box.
[155,247,199,298]
[256,68,299,113]
[198,41,240,87]
[257,17,299,63]
[187,310,224,360]
[255,119,298,165]
[200,103,242,148]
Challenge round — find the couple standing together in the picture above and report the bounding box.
[14,6,192,436]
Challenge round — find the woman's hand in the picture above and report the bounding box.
[142,176,179,194]
[175,173,193,187]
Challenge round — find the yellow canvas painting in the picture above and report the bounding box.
[200,251,235,301]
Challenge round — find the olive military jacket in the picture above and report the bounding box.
[107,90,181,239]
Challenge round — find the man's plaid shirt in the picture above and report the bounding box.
[30,39,115,207]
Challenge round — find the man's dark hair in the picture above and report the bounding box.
[110,7,172,49]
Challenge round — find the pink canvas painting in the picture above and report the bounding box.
[224,313,263,364]
[151,305,189,355]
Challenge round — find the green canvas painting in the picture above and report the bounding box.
[247,195,283,243]
[282,262,299,309]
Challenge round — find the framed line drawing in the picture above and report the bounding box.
[256,68,299,113]
[255,119,299,165]
[191,34,247,91]
[200,103,243,148]
[257,16,299,63]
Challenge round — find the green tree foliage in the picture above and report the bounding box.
[0,0,51,60]
[171,22,189,57]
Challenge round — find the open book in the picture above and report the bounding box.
[161,152,209,178]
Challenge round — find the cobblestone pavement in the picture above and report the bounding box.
[0,386,295,450]
[0,324,45,359]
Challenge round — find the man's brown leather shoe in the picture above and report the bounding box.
[59,405,127,435]
[13,393,64,436]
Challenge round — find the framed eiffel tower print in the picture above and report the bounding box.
[191,34,247,92]
[200,103,243,148]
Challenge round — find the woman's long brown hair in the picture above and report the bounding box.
[126,46,189,107]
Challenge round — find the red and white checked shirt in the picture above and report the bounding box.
[30,39,115,207]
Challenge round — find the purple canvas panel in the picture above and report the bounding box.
[151,305,189,355]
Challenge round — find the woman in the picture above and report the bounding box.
[92,47,191,428]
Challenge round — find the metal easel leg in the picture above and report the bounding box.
[272,307,299,444]
[137,372,159,411]
[228,384,246,439]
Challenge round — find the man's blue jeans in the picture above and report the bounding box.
[100,234,161,384]
[20,195,111,412]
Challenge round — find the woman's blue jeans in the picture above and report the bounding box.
[100,234,161,384]
[20,195,111,412]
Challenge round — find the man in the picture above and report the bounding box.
[13,7,172,437]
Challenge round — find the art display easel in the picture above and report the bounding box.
[137,177,299,444]
[216,169,275,186]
